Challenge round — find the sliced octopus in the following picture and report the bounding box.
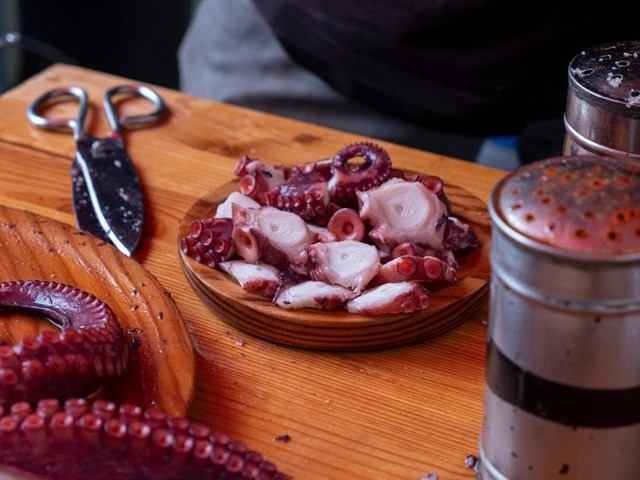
[181,141,481,316]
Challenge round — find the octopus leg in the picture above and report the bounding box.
[307,241,381,294]
[232,205,312,269]
[273,280,356,310]
[369,255,458,286]
[219,261,281,299]
[346,281,430,316]
[180,217,235,269]
[402,173,451,213]
[0,397,289,480]
[233,155,288,204]
[265,172,332,224]
[328,142,392,206]
[357,178,448,253]
[0,280,128,408]
[443,217,481,251]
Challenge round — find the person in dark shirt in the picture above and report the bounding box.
[178,0,635,167]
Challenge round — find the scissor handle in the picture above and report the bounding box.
[103,85,166,135]
[26,86,88,138]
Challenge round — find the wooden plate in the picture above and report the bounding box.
[0,206,195,416]
[179,179,491,351]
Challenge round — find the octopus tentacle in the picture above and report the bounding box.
[232,224,290,268]
[274,280,356,310]
[357,178,449,253]
[369,255,458,287]
[0,280,128,408]
[180,217,235,269]
[346,281,430,316]
[443,216,481,251]
[402,173,451,213]
[234,155,288,204]
[307,241,381,294]
[214,191,261,219]
[232,154,257,178]
[292,157,333,179]
[0,397,289,479]
[232,205,312,270]
[265,171,332,224]
[219,261,281,299]
[328,141,392,206]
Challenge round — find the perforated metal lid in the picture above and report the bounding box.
[491,155,640,254]
[564,41,640,158]
[568,41,640,116]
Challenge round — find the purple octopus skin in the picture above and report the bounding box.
[254,142,392,225]
[369,255,458,287]
[328,142,392,207]
[264,169,334,224]
[0,280,128,408]
[180,217,235,269]
[0,397,290,480]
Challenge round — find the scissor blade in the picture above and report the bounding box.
[74,134,144,256]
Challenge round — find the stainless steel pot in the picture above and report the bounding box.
[478,155,640,479]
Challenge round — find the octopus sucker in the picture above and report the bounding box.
[265,174,331,224]
[0,280,127,407]
[233,155,288,204]
[370,255,458,286]
[181,217,235,269]
[327,208,365,242]
[0,397,289,480]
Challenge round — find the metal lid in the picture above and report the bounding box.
[490,155,640,255]
[564,41,640,158]
[568,41,640,116]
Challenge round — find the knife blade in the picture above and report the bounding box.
[73,132,144,257]
[71,158,110,244]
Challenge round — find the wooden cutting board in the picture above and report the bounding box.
[0,205,195,416]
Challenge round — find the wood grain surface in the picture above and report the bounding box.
[179,179,491,351]
[0,65,508,480]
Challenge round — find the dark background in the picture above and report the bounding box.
[3,1,193,90]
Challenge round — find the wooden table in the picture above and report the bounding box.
[0,64,507,479]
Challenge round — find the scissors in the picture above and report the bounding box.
[27,85,166,256]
